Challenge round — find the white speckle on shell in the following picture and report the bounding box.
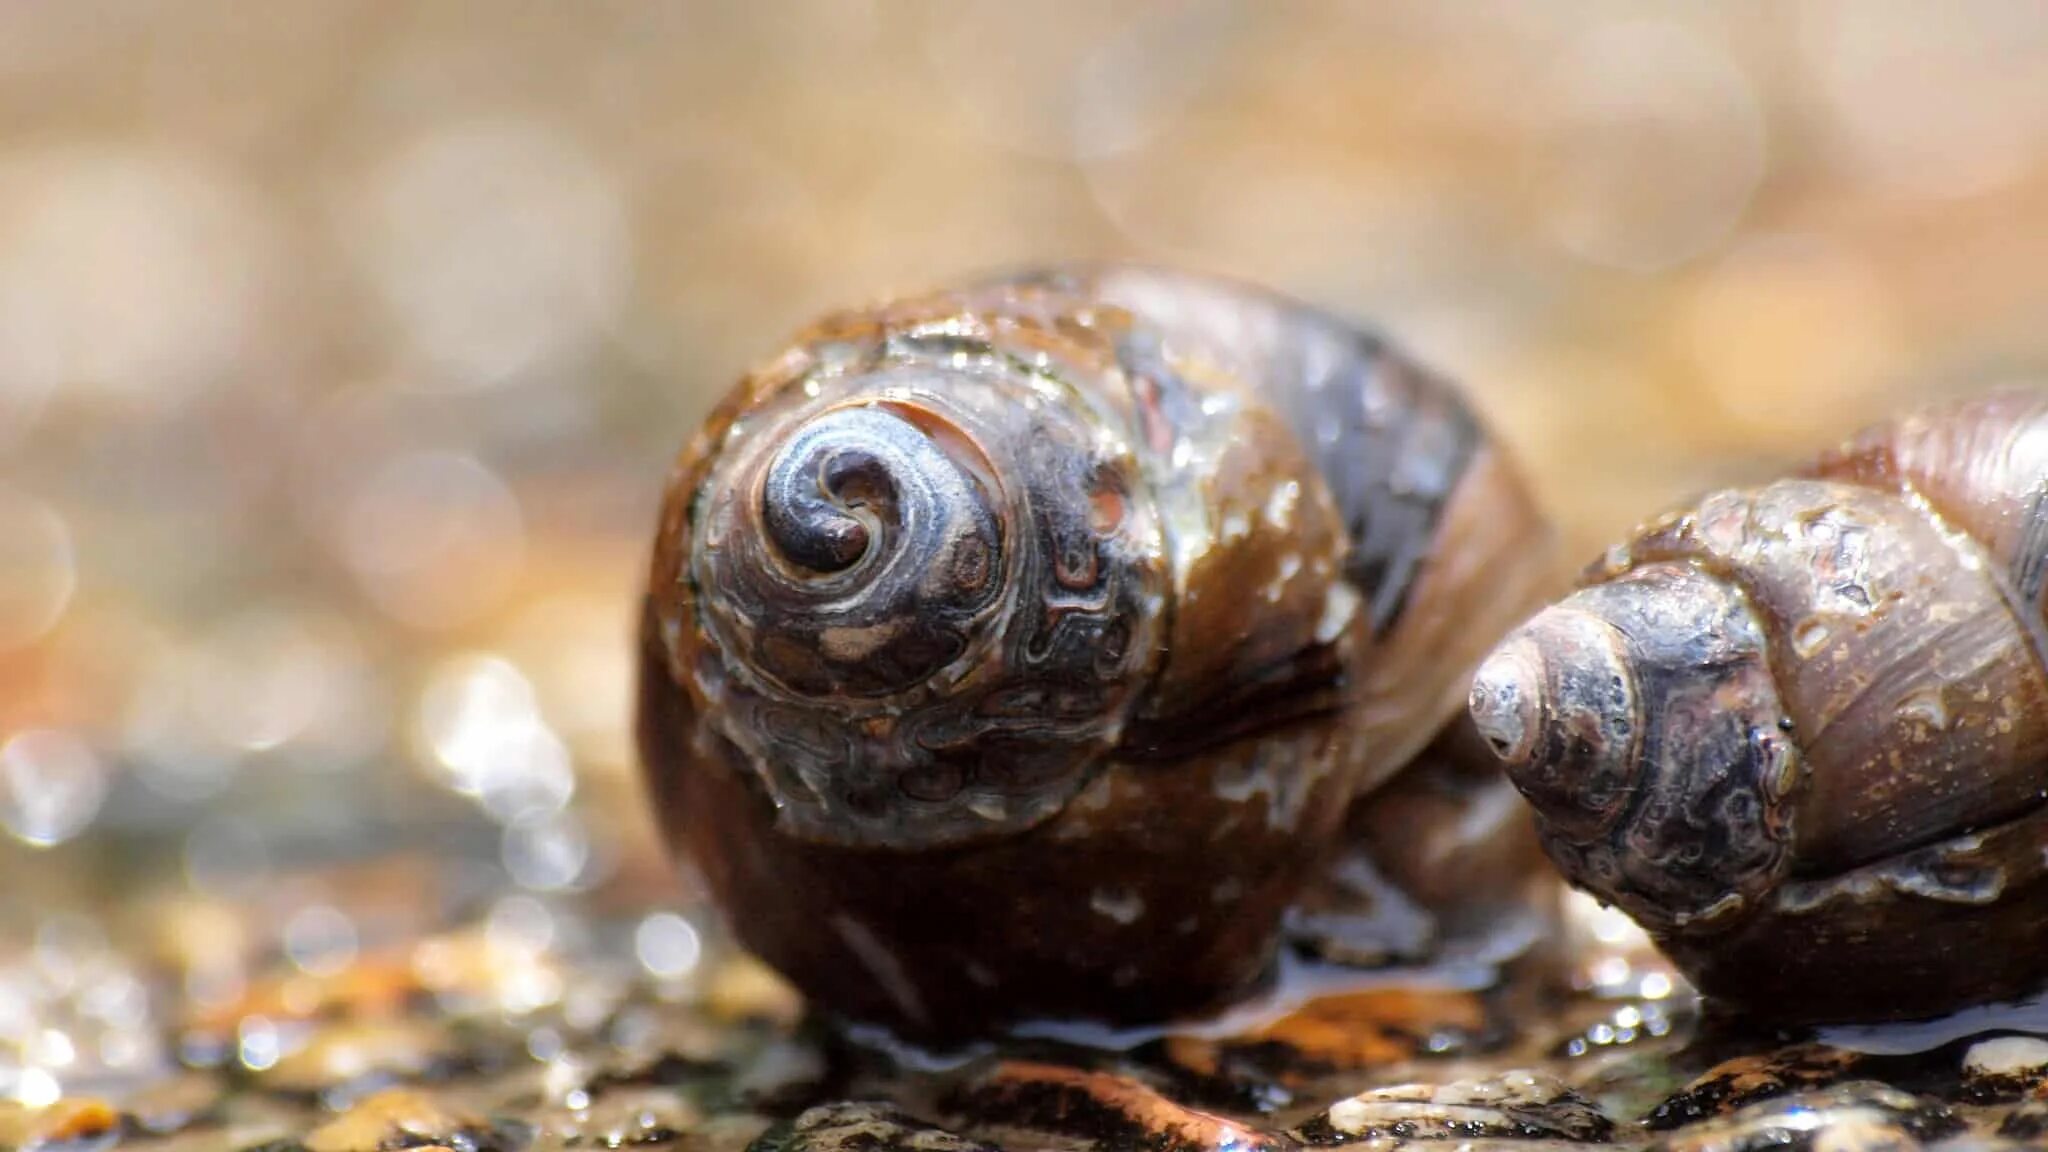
[965,796,1010,823]
[1210,724,1343,833]
[1089,886,1146,925]
[817,620,907,662]
[1262,553,1303,605]
[1314,583,1360,644]
[1266,480,1300,527]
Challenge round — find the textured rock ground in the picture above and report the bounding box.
[6,892,2048,1152]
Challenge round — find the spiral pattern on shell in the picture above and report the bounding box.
[711,402,1005,699]
[636,266,1565,1036]
[1470,562,1796,931]
[1473,386,2048,1022]
[682,355,1167,849]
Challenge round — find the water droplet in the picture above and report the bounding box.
[418,653,575,819]
[236,1016,281,1072]
[1089,886,1145,925]
[634,912,704,980]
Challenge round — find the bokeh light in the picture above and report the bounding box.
[0,146,271,415]
[0,730,106,848]
[0,488,75,653]
[336,451,526,629]
[344,118,632,392]
[1529,19,1766,272]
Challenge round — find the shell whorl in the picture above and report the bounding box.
[684,353,1167,849]
[720,403,1004,698]
[1473,562,1798,932]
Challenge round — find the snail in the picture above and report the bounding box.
[1471,386,2048,1024]
[637,265,1555,1039]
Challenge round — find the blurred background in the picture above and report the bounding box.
[5,0,2048,1103]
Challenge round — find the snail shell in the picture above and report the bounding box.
[638,265,1553,1038]
[1473,387,2048,1023]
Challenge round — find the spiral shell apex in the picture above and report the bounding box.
[688,361,1167,849]
[1473,562,1797,933]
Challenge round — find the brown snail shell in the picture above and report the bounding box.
[638,265,1554,1039]
[1472,386,2048,1024]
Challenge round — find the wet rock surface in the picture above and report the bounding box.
[7,893,2048,1152]
[1642,1082,1961,1152]
[1293,1070,1614,1145]
[749,1103,995,1152]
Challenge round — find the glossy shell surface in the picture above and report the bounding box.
[640,266,1553,1038]
[1474,387,2048,1023]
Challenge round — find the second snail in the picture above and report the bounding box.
[637,265,1559,1040]
[1474,387,2048,1025]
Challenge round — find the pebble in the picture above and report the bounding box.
[950,1061,1286,1152]
[260,1019,469,1100]
[701,956,805,1029]
[0,1099,120,1152]
[751,1102,993,1152]
[1647,1082,1961,1152]
[1293,1070,1616,1144]
[1646,1044,1869,1129]
[121,1073,226,1136]
[301,1087,505,1152]
[10,902,2048,1152]
[1165,987,1489,1086]
[532,1086,700,1151]
[1961,1036,2048,1101]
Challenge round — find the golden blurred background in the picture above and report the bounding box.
[5,0,2048,1097]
